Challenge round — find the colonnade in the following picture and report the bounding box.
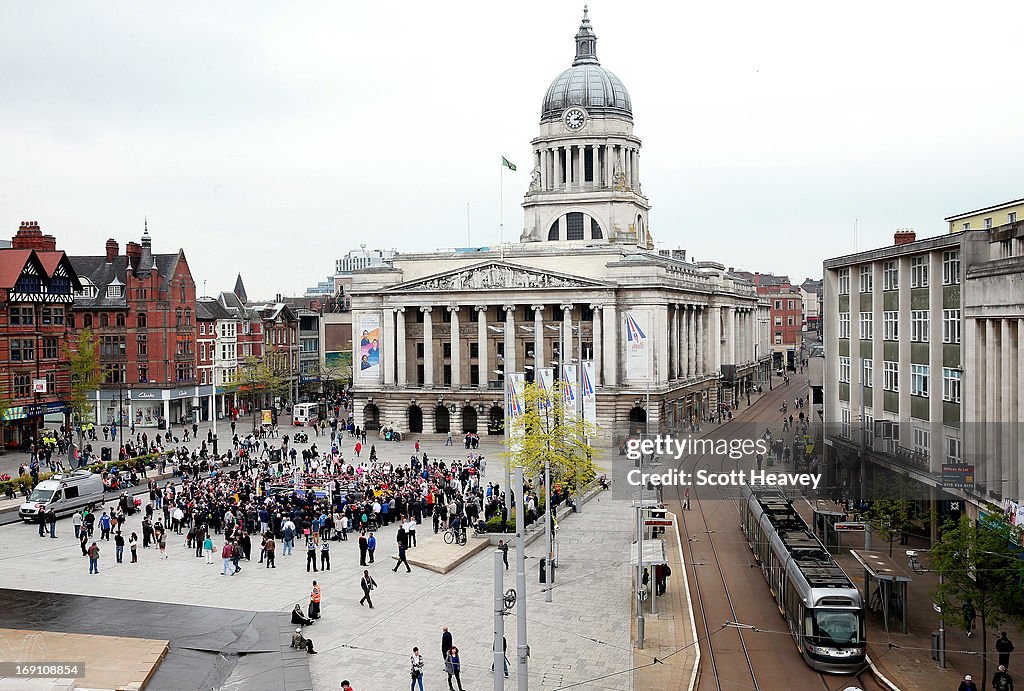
[534,142,639,191]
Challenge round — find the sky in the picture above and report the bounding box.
[2,1,1023,298]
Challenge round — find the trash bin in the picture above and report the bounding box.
[540,558,554,584]
[101,447,112,462]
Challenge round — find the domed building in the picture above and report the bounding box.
[347,10,772,445]
[521,7,652,249]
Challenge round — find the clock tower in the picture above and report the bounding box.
[521,7,652,249]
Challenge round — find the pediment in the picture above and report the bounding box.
[386,261,610,293]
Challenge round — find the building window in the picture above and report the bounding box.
[913,427,930,455]
[883,361,899,392]
[837,268,850,295]
[840,407,851,438]
[942,309,960,344]
[107,284,123,298]
[838,312,850,339]
[787,316,795,326]
[9,306,34,325]
[176,335,193,356]
[774,332,783,344]
[566,212,584,241]
[100,314,109,328]
[942,250,960,285]
[862,358,873,387]
[910,310,929,342]
[42,337,58,359]
[883,311,899,341]
[946,436,961,464]
[10,339,35,361]
[45,371,56,392]
[548,221,559,241]
[774,316,782,326]
[100,335,126,357]
[984,217,993,229]
[787,300,795,310]
[175,309,183,327]
[859,265,872,293]
[883,261,898,290]
[185,309,192,326]
[910,256,929,288]
[13,374,31,397]
[963,222,970,231]
[864,413,874,446]
[137,334,148,356]
[41,306,65,325]
[137,312,147,328]
[590,218,603,239]
[101,363,126,384]
[200,323,206,335]
[83,314,93,329]
[911,364,929,397]
[115,313,125,327]
[839,356,850,383]
[943,367,961,403]
[1010,212,1018,223]
[859,312,873,340]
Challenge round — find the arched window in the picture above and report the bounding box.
[137,312,147,328]
[637,215,645,243]
[83,314,93,329]
[100,313,109,328]
[548,221,559,241]
[115,313,125,327]
[566,212,584,241]
[590,218,603,239]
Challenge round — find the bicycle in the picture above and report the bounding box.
[444,527,467,546]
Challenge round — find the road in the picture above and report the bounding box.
[664,376,888,691]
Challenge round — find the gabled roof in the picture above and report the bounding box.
[70,251,183,308]
[0,248,82,292]
[0,249,35,290]
[233,273,248,303]
[196,298,234,321]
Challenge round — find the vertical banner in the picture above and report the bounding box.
[357,314,382,380]
[624,311,651,380]
[581,360,597,424]
[561,364,579,421]
[506,372,526,454]
[537,367,555,410]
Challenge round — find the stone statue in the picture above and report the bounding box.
[612,165,627,192]
[529,166,542,192]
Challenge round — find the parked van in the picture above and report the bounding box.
[292,402,317,426]
[19,470,104,522]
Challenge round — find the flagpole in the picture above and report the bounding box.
[499,158,505,261]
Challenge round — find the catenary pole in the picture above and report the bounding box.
[514,465,529,690]
[494,548,505,691]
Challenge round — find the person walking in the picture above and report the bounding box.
[440,627,453,662]
[963,600,977,638]
[958,674,978,691]
[358,532,368,566]
[320,539,330,571]
[309,580,322,620]
[129,532,138,563]
[444,646,464,691]
[993,666,1014,691]
[80,528,89,556]
[115,532,125,563]
[393,542,411,573]
[264,535,276,568]
[204,534,215,564]
[99,512,111,540]
[282,519,295,556]
[409,647,425,691]
[359,570,376,608]
[367,532,376,563]
[221,541,236,575]
[72,510,84,540]
[158,528,168,559]
[998,632,1015,669]
[306,535,318,572]
[88,542,100,574]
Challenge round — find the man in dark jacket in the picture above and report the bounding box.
[998,632,1015,669]
[993,666,1014,691]
[441,627,453,662]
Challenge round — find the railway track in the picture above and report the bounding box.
[661,380,890,691]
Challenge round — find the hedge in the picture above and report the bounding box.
[1,452,170,498]
[483,495,549,533]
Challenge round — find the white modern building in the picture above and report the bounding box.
[348,10,771,445]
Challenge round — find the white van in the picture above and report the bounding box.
[293,402,317,426]
[19,470,105,522]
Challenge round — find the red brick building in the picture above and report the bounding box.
[69,227,208,428]
[0,222,82,449]
[732,270,804,370]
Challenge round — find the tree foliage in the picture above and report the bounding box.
[227,354,288,404]
[865,472,927,557]
[931,515,1024,689]
[503,381,597,493]
[65,329,98,429]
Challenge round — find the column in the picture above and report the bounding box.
[603,304,618,387]
[532,305,545,370]
[503,305,517,375]
[673,305,682,380]
[634,149,640,188]
[1017,319,1024,503]
[422,307,433,388]
[561,304,574,370]
[625,148,632,188]
[1000,319,1012,493]
[687,305,696,379]
[449,306,461,389]
[590,304,603,386]
[383,308,395,385]
[396,307,407,386]
[695,307,705,376]
[986,319,997,493]
[476,306,488,390]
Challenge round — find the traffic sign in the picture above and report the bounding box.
[834,522,866,531]
[644,519,673,526]
[637,587,648,602]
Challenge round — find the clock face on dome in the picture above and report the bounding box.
[564,107,587,131]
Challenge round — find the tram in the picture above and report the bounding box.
[740,483,866,673]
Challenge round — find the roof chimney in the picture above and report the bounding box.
[894,230,917,245]
[12,221,57,251]
[125,241,143,267]
[105,239,119,263]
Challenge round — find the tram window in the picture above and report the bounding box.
[812,610,863,645]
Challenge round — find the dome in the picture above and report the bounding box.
[540,8,632,123]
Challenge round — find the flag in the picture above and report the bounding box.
[502,156,517,171]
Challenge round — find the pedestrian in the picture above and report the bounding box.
[80,528,89,556]
[999,632,1015,669]
[88,542,100,574]
[367,532,376,563]
[441,627,453,662]
[359,569,377,608]
[158,528,168,559]
[306,535,318,572]
[358,531,368,566]
[309,580,322,620]
[409,647,425,691]
[204,534,215,564]
[221,541,236,575]
[498,540,509,570]
[963,600,977,637]
[46,508,57,538]
[265,534,276,568]
[291,627,318,655]
[393,542,411,572]
[683,486,691,510]
[445,646,464,691]
[320,539,330,571]
[958,674,978,691]
[129,532,138,563]
[340,681,353,691]
[115,532,125,563]
[232,541,243,573]
[72,510,83,540]
[100,511,111,540]
[994,666,1014,691]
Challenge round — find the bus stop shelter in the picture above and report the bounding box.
[851,549,913,634]
[631,538,667,614]
[812,504,848,554]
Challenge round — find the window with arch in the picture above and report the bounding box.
[637,215,645,242]
[137,312,147,328]
[83,314,93,329]
[100,313,109,328]
[185,309,192,326]
[590,218,603,239]
[566,212,584,241]
[175,308,183,327]
[115,313,125,327]
[548,221,559,241]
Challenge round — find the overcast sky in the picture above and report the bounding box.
[3,2,1023,298]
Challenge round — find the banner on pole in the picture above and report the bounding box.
[624,311,651,380]
[561,364,579,421]
[581,360,597,424]
[506,372,526,454]
[537,367,554,410]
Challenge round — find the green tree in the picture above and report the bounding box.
[504,381,597,495]
[65,329,99,445]
[865,472,926,557]
[227,354,288,430]
[931,515,1024,690]
[319,359,352,395]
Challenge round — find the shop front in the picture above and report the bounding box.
[1,402,69,450]
[89,385,216,430]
